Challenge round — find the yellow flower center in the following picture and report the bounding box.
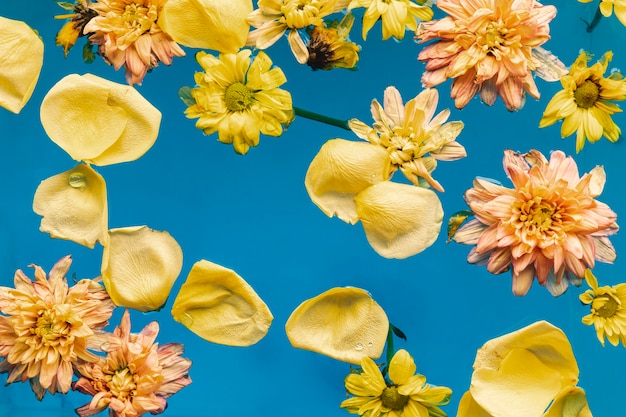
[107,366,137,400]
[513,196,564,240]
[34,309,71,344]
[224,82,254,112]
[282,0,323,29]
[595,294,619,318]
[381,385,409,410]
[574,80,600,109]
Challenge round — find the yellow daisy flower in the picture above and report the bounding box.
[184,49,294,154]
[580,269,626,347]
[539,51,626,153]
[340,349,452,417]
[306,13,360,71]
[348,0,433,40]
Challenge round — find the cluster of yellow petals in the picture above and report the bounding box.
[540,51,626,153]
[0,256,114,399]
[458,321,592,417]
[306,13,360,70]
[347,0,433,40]
[341,349,452,417]
[185,49,293,154]
[580,269,626,347]
[417,0,557,110]
[73,310,192,417]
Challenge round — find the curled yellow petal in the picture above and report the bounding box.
[33,164,107,248]
[544,387,592,417]
[40,73,161,165]
[158,0,251,53]
[305,139,390,224]
[102,226,183,312]
[285,287,388,364]
[0,16,43,113]
[457,391,493,417]
[355,181,443,259]
[170,260,273,346]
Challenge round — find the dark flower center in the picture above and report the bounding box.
[574,80,600,109]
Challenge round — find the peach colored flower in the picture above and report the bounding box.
[83,0,185,85]
[453,150,618,297]
[73,309,192,417]
[416,0,556,110]
[0,256,114,399]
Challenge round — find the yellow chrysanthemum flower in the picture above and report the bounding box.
[340,349,452,417]
[306,13,360,71]
[539,51,626,153]
[580,269,626,347]
[349,87,465,192]
[184,49,294,154]
[348,0,433,40]
[247,0,346,63]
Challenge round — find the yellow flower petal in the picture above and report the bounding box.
[40,73,161,165]
[102,226,183,312]
[33,164,107,248]
[457,391,493,417]
[158,0,251,53]
[285,287,388,364]
[355,181,443,259]
[0,16,43,113]
[305,139,390,224]
[471,348,562,417]
[544,386,592,417]
[171,260,273,346]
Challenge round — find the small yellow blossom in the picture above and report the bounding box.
[184,49,293,154]
[247,0,346,63]
[348,0,433,40]
[73,310,192,417]
[580,269,626,347]
[0,256,114,399]
[306,13,360,71]
[341,349,452,417]
[540,51,626,153]
[349,87,465,192]
[83,0,185,85]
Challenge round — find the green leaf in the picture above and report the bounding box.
[56,1,76,11]
[178,86,196,107]
[82,41,96,64]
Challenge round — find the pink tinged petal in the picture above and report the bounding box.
[486,248,512,274]
[453,219,486,245]
[354,181,443,259]
[476,224,499,253]
[512,266,535,296]
[587,166,606,197]
[545,269,569,297]
[592,236,617,263]
[467,246,491,266]
[304,139,390,224]
[479,78,498,106]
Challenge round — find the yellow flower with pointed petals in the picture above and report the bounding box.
[341,349,452,417]
[349,87,466,192]
[348,0,433,40]
[598,0,626,27]
[579,269,626,347]
[54,0,97,58]
[158,0,251,52]
[0,16,43,114]
[247,0,346,63]
[184,49,293,154]
[285,287,388,364]
[306,13,360,71]
[540,51,626,153]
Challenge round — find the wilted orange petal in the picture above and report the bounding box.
[355,181,443,259]
[170,260,273,346]
[33,164,107,248]
[158,0,251,53]
[0,16,43,113]
[102,226,183,312]
[285,287,388,364]
[305,139,390,224]
[40,73,161,165]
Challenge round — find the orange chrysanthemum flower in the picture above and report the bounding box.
[73,309,192,417]
[83,0,185,85]
[453,150,618,297]
[416,0,556,110]
[0,256,114,399]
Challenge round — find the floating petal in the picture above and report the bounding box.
[40,73,161,165]
[0,16,43,113]
[285,287,388,364]
[171,260,273,346]
[102,226,183,312]
[33,164,107,248]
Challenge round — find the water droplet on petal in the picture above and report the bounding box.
[355,343,364,351]
[68,172,87,189]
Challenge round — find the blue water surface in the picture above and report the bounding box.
[0,1,625,416]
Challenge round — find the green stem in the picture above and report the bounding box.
[385,325,395,367]
[582,5,603,33]
[294,106,351,131]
